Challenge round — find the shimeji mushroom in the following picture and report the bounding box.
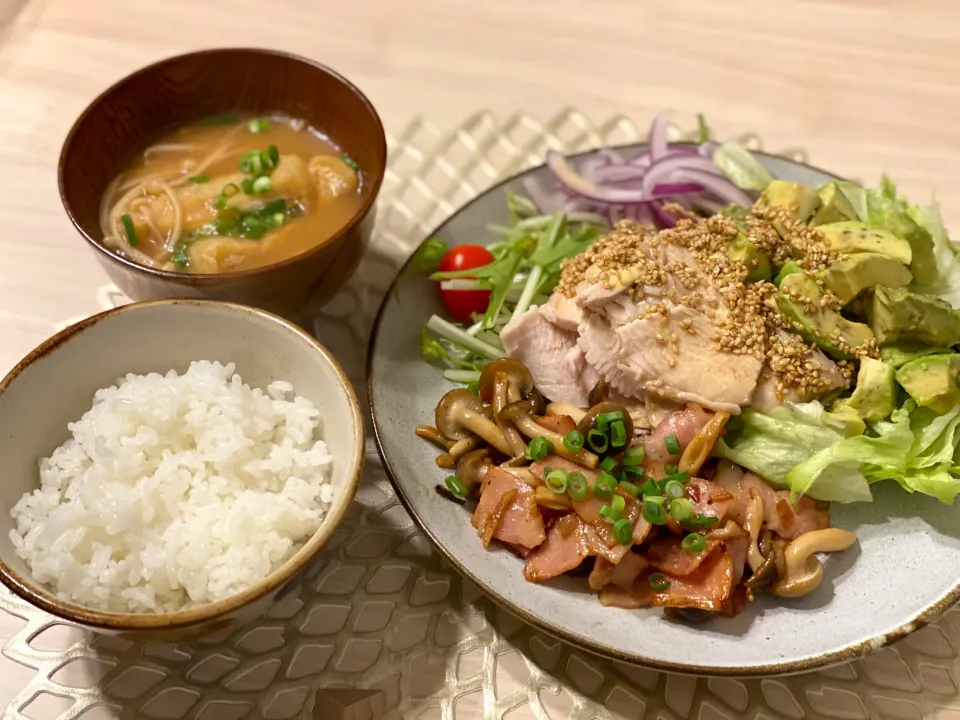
[678,411,730,475]
[771,528,857,598]
[455,449,491,491]
[500,397,599,469]
[435,388,512,455]
[479,359,531,458]
[545,402,587,424]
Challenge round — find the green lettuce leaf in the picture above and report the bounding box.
[716,402,871,502]
[719,397,960,505]
[786,407,914,502]
[712,141,773,191]
[911,200,960,308]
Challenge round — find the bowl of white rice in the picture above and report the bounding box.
[0,299,363,639]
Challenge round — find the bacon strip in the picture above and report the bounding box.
[650,549,734,612]
[524,515,627,582]
[714,461,830,540]
[588,552,649,591]
[599,572,654,609]
[639,404,711,462]
[472,467,546,550]
[647,536,720,577]
[686,477,735,523]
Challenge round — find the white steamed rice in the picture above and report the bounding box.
[9,360,334,614]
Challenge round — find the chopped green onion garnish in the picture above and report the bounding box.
[664,434,681,456]
[240,215,268,239]
[563,429,585,452]
[594,472,617,499]
[649,573,669,591]
[268,212,285,227]
[445,475,468,499]
[682,533,707,553]
[608,494,625,516]
[239,150,264,174]
[685,513,720,529]
[256,199,287,217]
[240,177,256,195]
[664,464,678,475]
[600,456,618,473]
[609,420,627,448]
[525,436,554,461]
[598,503,619,522]
[662,471,690,486]
[567,472,589,501]
[222,183,240,198]
[642,496,668,525]
[545,469,568,495]
[613,518,633,545]
[595,410,624,432]
[622,464,645,479]
[248,118,272,134]
[669,498,694,523]
[619,480,641,497]
[119,213,138,247]
[341,153,358,170]
[663,480,685,500]
[640,479,661,497]
[252,175,272,194]
[621,446,645,466]
[171,242,189,268]
[188,174,209,184]
[268,144,280,167]
[587,429,609,453]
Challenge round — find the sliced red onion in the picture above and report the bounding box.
[673,169,753,208]
[528,114,755,226]
[640,155,725,196]
[547,151,654,204]
[592,165,648,184]
[599,149,626,165]
[648,112,671,161]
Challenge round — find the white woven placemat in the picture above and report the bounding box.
[7,111,959,720]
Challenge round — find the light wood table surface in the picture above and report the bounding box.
[1,0,959,713]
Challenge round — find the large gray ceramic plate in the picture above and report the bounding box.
[369,145,960,675]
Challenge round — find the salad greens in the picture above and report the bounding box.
[418,191,605,384]
[719,398,960,505]
[719,180,960,505]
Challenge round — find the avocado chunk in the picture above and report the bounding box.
[817,222,913,265]
[728,234,772,282]
[811,182,860,226]
[881,342,954,369]
[761,180,820,237]
[867,286,960,347]
[896,354,960,414]
[820,253,912,304]
[827,399,868,436]
[867,196,938,285]
[774,260,803,288]
[845,357,897,421]
[777,272,877,359]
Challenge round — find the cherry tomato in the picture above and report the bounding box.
[437,245,495,322]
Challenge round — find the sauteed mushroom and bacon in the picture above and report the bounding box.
[416,359,855,619]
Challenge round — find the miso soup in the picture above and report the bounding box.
[100,114,364,273]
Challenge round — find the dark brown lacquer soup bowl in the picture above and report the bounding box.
[58,48,387,316]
